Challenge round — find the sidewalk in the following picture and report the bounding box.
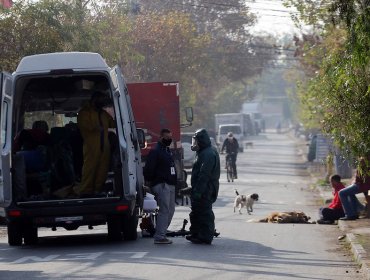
[292,131,370,279]
[318,185,370,280]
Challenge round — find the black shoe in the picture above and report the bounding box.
[192,237,212,245]
[339,215,358,221]
[185,234,197,241]
[186,236,211,244]
[317,219,334,224]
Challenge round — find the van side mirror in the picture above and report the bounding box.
[136,128,146,149]
[181,107,193,128]
[185,107,193,123]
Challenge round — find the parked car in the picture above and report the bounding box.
[181,132,196,168]
[210,137,219,152]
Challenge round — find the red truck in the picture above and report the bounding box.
[127,82,193,198]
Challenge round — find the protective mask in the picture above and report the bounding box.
[191,138,199,151]
[162,138,172,147]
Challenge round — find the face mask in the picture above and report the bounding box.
[162,138,172,147]
[191,138,199,151]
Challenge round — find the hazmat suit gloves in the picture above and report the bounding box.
[179,186,192,196]
[192,192,202,200]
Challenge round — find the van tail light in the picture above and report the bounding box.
[116,205,129,212]
[8,210,22,217]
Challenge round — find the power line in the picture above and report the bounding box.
[168,0,299,14]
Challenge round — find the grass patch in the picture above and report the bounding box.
[316,178,329,187]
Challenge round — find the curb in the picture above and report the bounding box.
[338,221,370,279]
[291,132,370,278]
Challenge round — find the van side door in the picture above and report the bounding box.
[0,72,13,207]
[110,67,142,199]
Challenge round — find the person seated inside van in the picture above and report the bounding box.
[13,120,51,198]
[13,120,51,152]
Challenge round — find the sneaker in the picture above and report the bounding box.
[154,238,173,244]
[339,215,358,221]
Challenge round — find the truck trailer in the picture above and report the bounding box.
[127,82,192,197]
[0,52,146,246]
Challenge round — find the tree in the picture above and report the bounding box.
[285,0,370,164]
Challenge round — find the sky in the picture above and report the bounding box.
[247,0,301,37]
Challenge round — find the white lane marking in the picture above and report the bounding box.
[111,251,148,258]
[10,251,148,264]
[12,255,60,264]
[58,252,104,261]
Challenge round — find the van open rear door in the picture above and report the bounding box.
[110,67,140,200]
[0,72,13,207]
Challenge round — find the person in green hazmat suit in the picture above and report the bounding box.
[186,128,220,244]
[75,91,115,197]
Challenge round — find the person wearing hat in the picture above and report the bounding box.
[75,91,115,196]
[186,128,220,244]
[220,132,239,179]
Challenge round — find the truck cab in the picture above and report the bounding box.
[0,52,145,246]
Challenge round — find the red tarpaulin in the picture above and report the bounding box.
[0,0,13,9]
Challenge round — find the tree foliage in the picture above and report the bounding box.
[0,0,277,129]
[285,0,370,162]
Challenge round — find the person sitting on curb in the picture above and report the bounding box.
[317,174,345,224]
[339,156,370,220]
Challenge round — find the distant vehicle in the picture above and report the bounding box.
[181,132,196,168]
[210,137,218,151]
[217,124,244,152]
[215,113,252,139]
[242,102,265,134]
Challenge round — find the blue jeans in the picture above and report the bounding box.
[338,184,365,217]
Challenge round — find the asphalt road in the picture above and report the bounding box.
[0,131,365,280]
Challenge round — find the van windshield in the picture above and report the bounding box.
[220,126,241,134]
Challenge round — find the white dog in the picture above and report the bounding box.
[233,189,259,214]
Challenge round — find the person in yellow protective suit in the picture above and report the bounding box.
[75,91,116,197]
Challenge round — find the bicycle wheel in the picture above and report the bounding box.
[226,160,233,182]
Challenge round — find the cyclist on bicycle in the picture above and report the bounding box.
[221,132,239,179]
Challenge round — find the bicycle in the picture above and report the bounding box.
[225,153,236,183]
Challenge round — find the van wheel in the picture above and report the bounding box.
[122,210,138,241]
[107,215,123,241]
[8,221,23,246]
[24,225,38,245]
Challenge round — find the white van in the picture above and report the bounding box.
[217,124,244,152]
[0,52,145,246]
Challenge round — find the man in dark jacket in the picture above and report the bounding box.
[187,128,220,244]
[143,128,177,244]
[221,132,239,179]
